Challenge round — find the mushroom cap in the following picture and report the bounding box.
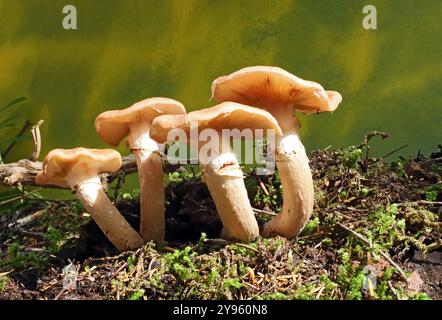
[95,97,186,146]
[151,101,282,144]
[36,148,122,187]
[211,66,342,114]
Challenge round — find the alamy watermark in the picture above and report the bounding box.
[362,5,377,30]
[62,4,377,31]
[158,126,277,176]
[62,5,77,30]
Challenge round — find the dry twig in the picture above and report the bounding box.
[30,120,44,161]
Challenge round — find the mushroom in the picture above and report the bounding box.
[95,97,186,244]
[211,66,342,238]
[36,148,144,252]
[151,102,282,242]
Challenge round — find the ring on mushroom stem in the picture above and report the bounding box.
[211,66,342,239]
[151,102,282,243]
[95,97,186,245]
[35,148,144,252]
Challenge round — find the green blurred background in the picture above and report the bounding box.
[1,0,441,162]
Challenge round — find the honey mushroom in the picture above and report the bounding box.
[95,98,186,244]
[211,66,342,238]
[36,148,144,252]
[151,102,282,242]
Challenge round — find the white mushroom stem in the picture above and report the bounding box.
[127,122,165,244]
[198,135,259,243]
[65,172,144,252]
[262,105,314,238]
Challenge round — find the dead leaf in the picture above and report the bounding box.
[407,270,423,292]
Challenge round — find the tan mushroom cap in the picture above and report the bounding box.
[36,148,122,188]
[95,97,186,146]
[151,101,283,144]
[211,66,342,114]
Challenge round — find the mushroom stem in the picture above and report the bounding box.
[127,122,165,244]
[73,177,144,252]
[132,148,164,244]
[262,107,314,238]
[198,135,259,243]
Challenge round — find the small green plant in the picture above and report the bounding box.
[121,189,140,201]
[198,232,207,245]
[260,292,288,300]
[208,267,219,285]
[163,246,197,282]
[252,183,281,211]
[245,173,282,213]
[339,190,348,199]
[320,237,333,247]
[164,169,195,187]
[230,243,257,257]
[223,278,243,291]
[394,160,406,177]
[0,207,77,271]
[346,271,366,300]
[44,226,64,254]
[300,216,320,236]
[375,267,395,300]
[360,187,370,197]
[425,190,437,202]
[342,147,362,169]
[0,275,8,294]
[129,288,145,300]
[409,292,431,300]
[319,274,338,298]
[366,204,405,251]
[127,255,137,272]
[292,283,316,300]
[336,248,365,300]
[1,241,47,270]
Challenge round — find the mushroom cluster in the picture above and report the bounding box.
[151,102,282,242]
[36,66,342,252]
[211,66,342,238]
[94,98,186,244]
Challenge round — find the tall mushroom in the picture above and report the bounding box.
[36,148,144,252]
[95,97,186,244]
[211,66,342,238]
[151,102,282,243]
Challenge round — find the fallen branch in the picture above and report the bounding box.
[252,207,277,216]
[255,175,269,196]
[0,156,137,188]
[8,209,46,229]
[418,157,442,165]
[0,155,180,189]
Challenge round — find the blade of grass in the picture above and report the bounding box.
[1,120,31,160]
[0,115,22,128]
[0,97,27,113]
[0,123,15,130]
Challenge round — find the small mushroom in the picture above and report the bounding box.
[211,66,342,238]
[36,148,144,252]
[151,102,282,243]
[95,98,186,244]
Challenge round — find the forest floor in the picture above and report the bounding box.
[0,138,441,300]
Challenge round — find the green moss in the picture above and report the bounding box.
[0,275,8,294]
